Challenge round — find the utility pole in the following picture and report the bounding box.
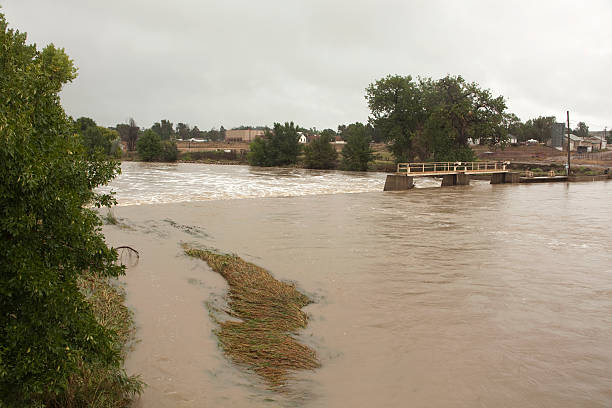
[566,111,571,176]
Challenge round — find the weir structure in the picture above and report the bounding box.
[384,161,518,191]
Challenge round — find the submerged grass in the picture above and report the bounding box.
[183,246,320,387]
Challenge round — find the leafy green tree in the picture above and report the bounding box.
[152,119,174,140]
[136,130,178,162]
[320,128,337,140]
[340,123,374,171]
[303,134,338,169]
[117,118,139,151]
[247,137,270,166]
[0,12,133,405]
[160,140,179,161]
[573,121,589,138]
[190,125,202,139]
[521,116,556,142]
[365,75,425,162]
[136,129,162,161]
[247,122,301,166]
[75,116,97,133]
[176,122,190,140]
[418,75,507,161]
[504,113,524,142]
[366,74,511,162]
[75,117,120,157]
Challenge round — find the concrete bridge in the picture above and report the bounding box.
[384,161,519,191]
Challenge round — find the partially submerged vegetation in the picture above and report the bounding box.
[183,246,319,387]
[46,274,144,408]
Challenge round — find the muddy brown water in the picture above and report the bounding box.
[102,163,612,407]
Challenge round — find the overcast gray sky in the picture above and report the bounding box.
[2,0,611,131]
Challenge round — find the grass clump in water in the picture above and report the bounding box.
[183,246,320,387]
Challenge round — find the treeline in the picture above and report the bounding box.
[73,117,230,162]
[247,122,374,171]
[248,74,514,169]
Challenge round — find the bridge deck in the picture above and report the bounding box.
[396,161,509,177]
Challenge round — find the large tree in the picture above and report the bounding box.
[573,121,589,138]
[247,122,301,167]
[75,117,120,156]
[176,122,190,140]
[366,74,511,162]
[117,118,139,151]
[0,12,133,405]
[522,116,556,142]
[365,75,425,162]
[151,119,174,140]
[340,123,374,171]
[303,134,338,169]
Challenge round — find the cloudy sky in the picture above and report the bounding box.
[2,0,611,132]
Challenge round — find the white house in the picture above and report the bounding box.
[298,133,308,144]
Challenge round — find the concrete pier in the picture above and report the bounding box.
[383,175,414,191]
[441,173,470,186]
[491,172,520,184]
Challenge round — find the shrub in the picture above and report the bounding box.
[247,122,301,166]
[340,123,374,171]
[136,129,162,161]
[159,140,178,162]
[0,12,140,406]
[303,134,338,169]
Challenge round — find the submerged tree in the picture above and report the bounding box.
[0,12,138,406]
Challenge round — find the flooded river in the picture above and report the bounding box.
[103,162,612,407]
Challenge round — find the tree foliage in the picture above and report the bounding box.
[340,123,374,171]
[116,118,139,151]
[303,134,338,169]
[573,121,589,138]
[0,12,131,405]
[151,119,174,140]
[75,117,120,157]
[366,74,510,162]
[247,122,301,166]
[136,129,178,162]
[523,116,557,142]
[136,129,162,161]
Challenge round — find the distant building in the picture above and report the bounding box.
[550,122,565,148]
[298,133,308,144]
[563,135,604,151]
[225,129,265,142]
[507,134,518,144]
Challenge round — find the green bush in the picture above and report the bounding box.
[160,140,178,162]
[0,12,140,406]
[303,134,338,169]
[136,130,178,162]
[135,129,162,161]
[340,123,374,171]
[247,122,301,166]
